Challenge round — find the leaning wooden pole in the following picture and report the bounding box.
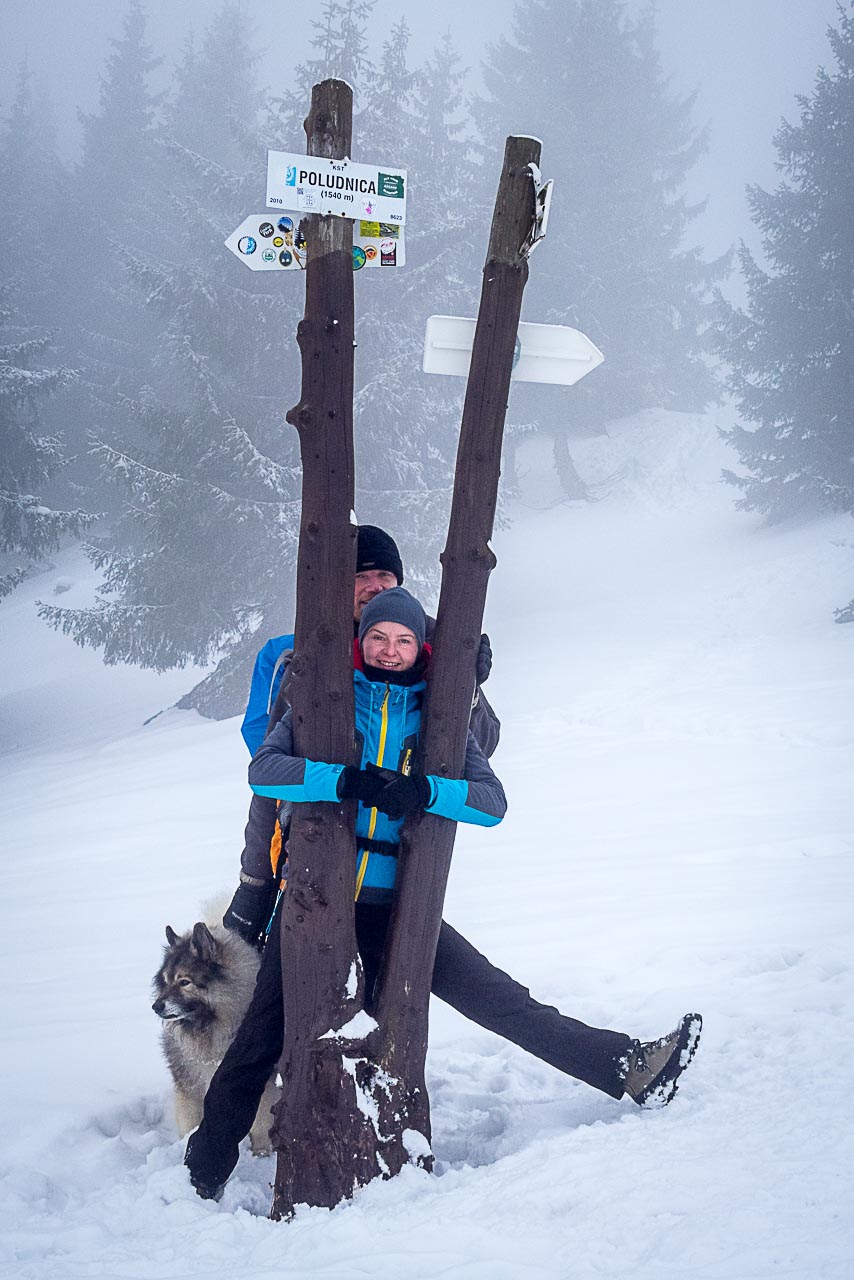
[270,79,374,1221]
[372,137,543,1151]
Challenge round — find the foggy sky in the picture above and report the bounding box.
[0,0,843,271]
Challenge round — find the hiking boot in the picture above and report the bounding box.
[621,1013,703,1108]
[188,1171,224,1202]
[184,1127,237,1201]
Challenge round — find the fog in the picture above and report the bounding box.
[2,0,848,714]
[0,0,841,266]
[649,0,842,263]
[2,11,851,1259]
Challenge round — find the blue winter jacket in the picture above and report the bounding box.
[241,633,294,755]
[248,665,506,903]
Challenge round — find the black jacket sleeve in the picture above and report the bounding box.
[423,614,501,758]
[470,686,500,759]
[239,793,280,884]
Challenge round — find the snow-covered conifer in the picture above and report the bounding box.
[0,63,68,327]
[56,1,165,481]
[353,28,486,597]
[0,292,91,600]
[42,5,304,715]
[717,4,854,533]
[472,0,725,495]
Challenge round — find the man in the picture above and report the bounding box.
[187,586,702,1199]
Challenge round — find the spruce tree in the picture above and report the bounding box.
[55,0,165,476]
[259,6,484,599]
[717,4,854,534]
[271,10,487,597]
[268,0,376,143]
[353,27,486,597]
[0,290,91,600]
[0,64,67,326]
[472,0,724,494]
[0,63,81,490]
[41,5,304,712]
[39,2,488,711]
[75,0,162,214]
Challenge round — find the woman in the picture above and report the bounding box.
[249,586,506,908]
[185,588,507,1198]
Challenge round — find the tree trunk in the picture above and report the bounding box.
[552,431,590,501]
[270,79,379,1220]
[371,136,543,1158]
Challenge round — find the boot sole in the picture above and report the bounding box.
[635,1012,703,1108]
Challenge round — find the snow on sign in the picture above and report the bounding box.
[225,215,406,270]
[423,316,604,386]
[266,151,407,225]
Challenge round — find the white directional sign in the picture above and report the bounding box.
[422,316,604,386]
[225,214,405,271]
[266,151,407,225]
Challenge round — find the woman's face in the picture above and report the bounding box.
[361,623,419,672]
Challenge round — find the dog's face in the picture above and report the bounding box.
[152,922,223,1027]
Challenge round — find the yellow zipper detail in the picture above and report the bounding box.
[355,850,369,899]
[375,686,390,770]
[355,686,390,903]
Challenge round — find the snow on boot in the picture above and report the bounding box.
[621,1013,703,1108]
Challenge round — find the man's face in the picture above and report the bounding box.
[353,569,398,620]
[361,623,419,672]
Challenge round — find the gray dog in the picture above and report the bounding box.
[152,920,279,1155]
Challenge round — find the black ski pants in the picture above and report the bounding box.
[185,903,632,1191]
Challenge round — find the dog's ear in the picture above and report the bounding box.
[191,922,218,961]
[165,925,180,947]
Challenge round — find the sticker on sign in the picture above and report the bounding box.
[266,151,407,225]
[225,214,406,271]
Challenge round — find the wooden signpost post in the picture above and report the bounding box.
[269,79,370,1218]
[371,135,545,1153]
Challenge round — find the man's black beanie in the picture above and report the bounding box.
[356,525,403,584]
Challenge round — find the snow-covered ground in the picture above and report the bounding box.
[1,409,852,1279]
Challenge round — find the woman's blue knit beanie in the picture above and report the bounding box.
[358,587,427,650]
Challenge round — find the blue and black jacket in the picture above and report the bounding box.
[247,648,506,904]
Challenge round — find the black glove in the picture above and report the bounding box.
[476,632,492,684]
[223,881,276,949]
[337,765,386,806]
[366,762,432,820]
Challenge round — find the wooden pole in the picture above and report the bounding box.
[372,137,543,1150]
[270,78,379,1220]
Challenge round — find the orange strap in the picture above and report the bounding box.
[269,817,283,876]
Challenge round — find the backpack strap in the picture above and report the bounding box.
[267,649,293,714]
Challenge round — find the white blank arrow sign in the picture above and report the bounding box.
[422,315,604,386]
